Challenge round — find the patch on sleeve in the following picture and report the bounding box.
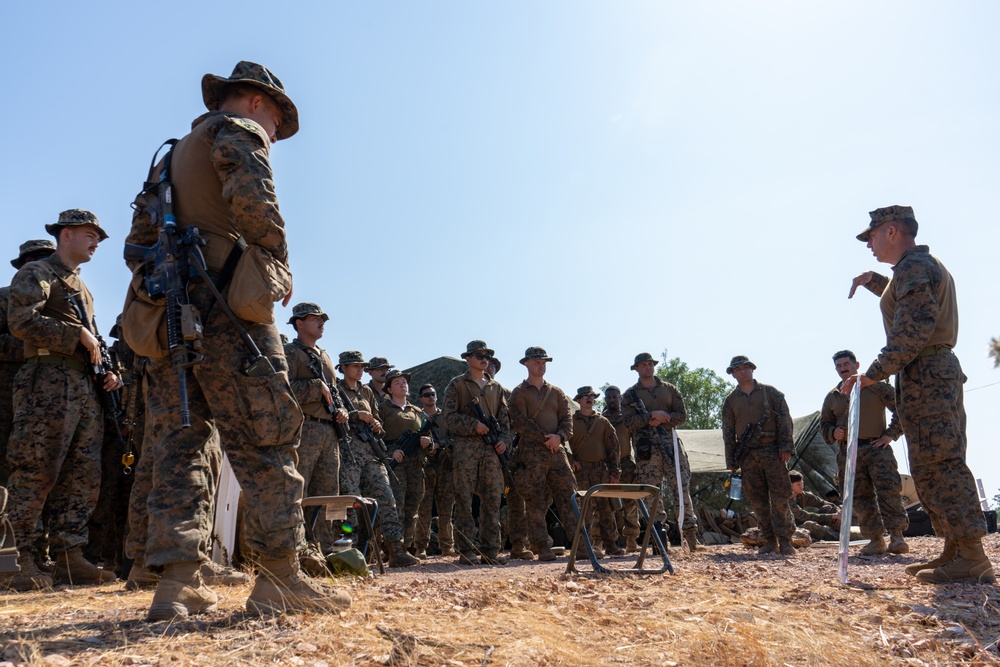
[224,116,269,145]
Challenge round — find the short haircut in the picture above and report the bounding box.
[893,217,919,238]
[832,350,856,363]
[418,384,434,394]
[788,470,803,483]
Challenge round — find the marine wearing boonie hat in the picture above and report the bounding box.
[630,352,658,370]
[10,239,56,269]
[461,340,495,358]
[201,61,299,140]
[44,209,109,242]
[366,356,393,371]
[287,302,329,326]
[383,369,412,387]
[574,386,600,401]
[726,355,757,374]
[856,205,918,242]
[519,346,552,364]
[336,350,367,370]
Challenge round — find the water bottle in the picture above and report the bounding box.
[729,475,743,501]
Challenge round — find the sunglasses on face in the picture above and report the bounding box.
[472,353,492,361]
[421,392,436,398]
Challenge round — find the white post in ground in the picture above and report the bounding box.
[838,378,862,584]
[211,452,241,566]
[672,428,685,545]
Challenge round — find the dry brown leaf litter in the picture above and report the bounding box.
[0,535,997,666]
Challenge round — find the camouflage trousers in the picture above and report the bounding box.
[837,442,908,539]
[297,419,341,500]
[339,443,404,544]
[451,437,504,554]
[741,445,794,542]
[801,520,838,542]
[142,286,305,567]
[614,456,639,539]
[389,458,424,548]
[414,454,454,552]
[635,446,698,530]
[506,483,529,553]
[515,443,579,550]
[125,411,221,562]
[6,362,103,556]
[574,462,617,545]
[0,362,19,486]
[896,352,985,540]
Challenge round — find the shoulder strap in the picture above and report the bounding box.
[529,384,553,421]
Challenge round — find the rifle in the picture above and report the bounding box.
[386,418,434,470]
[303,354,355,464]
[732,410,770,469]
[467,397,515,494]
[423,417,449,467]
[64,292,133,474]
[122,140,205,428]
[338,387,398,482]
[628,390,674,464]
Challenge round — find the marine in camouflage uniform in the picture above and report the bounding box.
[507,346,581,562]
[568,387,623,557]
[621,353,699,551]
[124,62,350,618]
[722,355,796,556]
[4,211,120,591]
[603,386,640,552]
[381,369,430,551]
[848,205,993,583]
[1,240,56,486]
[336,352,418,567]
[788,470,841,542]
[487,357,532,560]
[444,340,510,565]
[820,349,908,555]
[365,357,392,411]
[413,383,456,558]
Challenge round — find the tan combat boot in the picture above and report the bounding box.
[246,556,351,616]
[625,537,639,553]
[52,547,117,585]
[887,531,909,555]
[510,544,536,561]
[1,552,53,591]
[859,536,887,556]
[125,556,160,590]
[904,538,957,576]
[757,540,777,555]
[684,528,700,552]
[146,561,218,622]
[480,551,508,565]
[533,544,557,562]
[778,538,796,556]
[915,539,996,584]
[605,542,626,556]
[201,559,251,586]
[387,541,419,567]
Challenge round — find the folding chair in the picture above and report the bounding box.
[301,495,384,574]
[1,487,19,574]
[567,483,674,575]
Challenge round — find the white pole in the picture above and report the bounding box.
[837,378,862,584]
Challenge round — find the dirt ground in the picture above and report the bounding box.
[2,534,998,666]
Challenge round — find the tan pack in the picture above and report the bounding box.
[227,245,292,324]
[121,267,169,359]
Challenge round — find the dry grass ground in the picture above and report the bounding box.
[2,535,999,667]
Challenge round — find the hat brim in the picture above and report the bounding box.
[726,362,757,374]
[45,222,109,242]
[287,312,329,325]
[520,356,553,364]
[574,392,600,401]
[201,73,299,141]
[630,360,659,371]
[462,347,496,358]
[336,361,368,370]
[856,227,873,242]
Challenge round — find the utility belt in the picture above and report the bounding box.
[839,437,877,448]
[25,353,88,374]
[304,414,334,426]
[576,459,607,469]
[917,344,952,358]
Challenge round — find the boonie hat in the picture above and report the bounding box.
[489,356,502,372]
[856,205,917,242]
[520,346,553,364]
[462,340,495,358]
[630,352,658,370]
[11,239,56,269]
[288,302,329,325]
[726,355,757,374]
[45,209,109,241]
[383,369,412,389]
[366,357,393,371]
[202,61,299,140]
[337,350,367,370]
[574,386,600,401]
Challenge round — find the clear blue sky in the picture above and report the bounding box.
[2,2,998,502]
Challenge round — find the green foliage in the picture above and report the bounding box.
[993,492,1000,510]
[655,350,734,430]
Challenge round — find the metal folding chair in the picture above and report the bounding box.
[0,487,19,574]
[301,495,384,574]
[567,483,674,575]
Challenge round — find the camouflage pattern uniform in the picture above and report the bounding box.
[790,490,839,541]
[568,410,621,547]
[820,381,907,539]
[285,338,341,500]
[0,286,24,485]
[604,406,639,543]
[414,409,454,555]
[722,381,795,544]
[124,111,306,568]
[621,378,697,531]
[6,253,104,559]
[443,370,509,557]
[507,380,578,553]
[338,378,406,544]
[381,397,428,548]
[861,247,984,540]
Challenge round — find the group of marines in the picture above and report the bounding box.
[0,60,993,625]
